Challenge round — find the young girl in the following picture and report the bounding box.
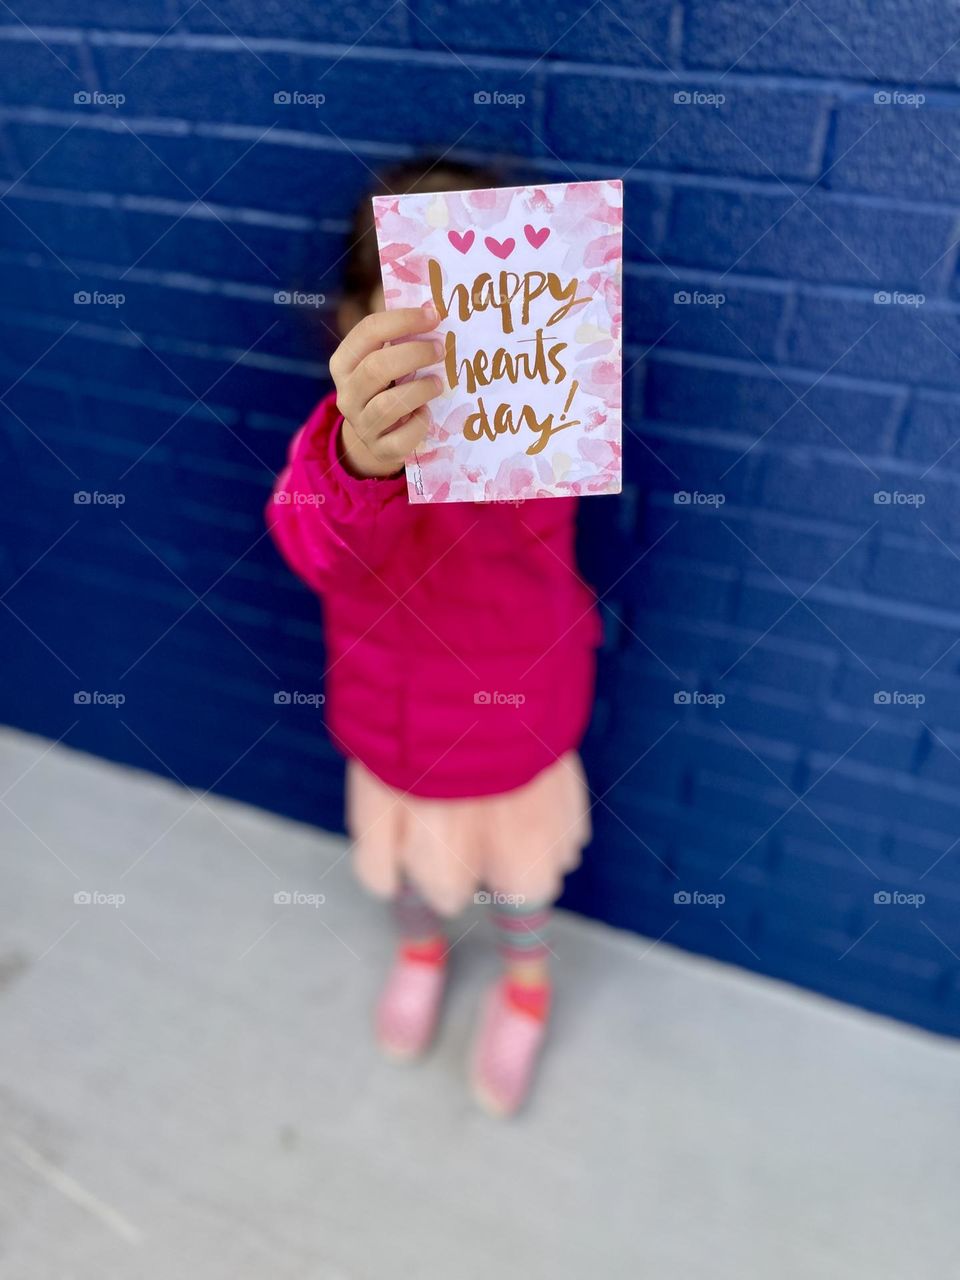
[267,161,602,1116]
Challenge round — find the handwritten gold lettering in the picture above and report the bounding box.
[429,258,589,337]
[428,255,587,458]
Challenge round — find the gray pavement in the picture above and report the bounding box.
[1,726,957,1279]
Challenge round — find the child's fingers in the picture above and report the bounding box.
[332,306,438,376]
[361,375,442,438]
[376,410,431,465]
[343,408,430,476]
[349,340,442,412]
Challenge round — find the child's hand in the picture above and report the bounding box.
[331,306,444,478]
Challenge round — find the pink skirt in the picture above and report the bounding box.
[346,752,591,917]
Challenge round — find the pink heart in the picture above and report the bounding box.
[524,224,550,249]
[447,229,475,254]
[484,235,515,260]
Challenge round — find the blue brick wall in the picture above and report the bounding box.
[3,2,960,1035]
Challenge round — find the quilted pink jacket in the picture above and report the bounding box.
[266,391,601,798]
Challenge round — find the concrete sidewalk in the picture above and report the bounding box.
[0,726,957,1279]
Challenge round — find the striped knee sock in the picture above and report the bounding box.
[490,896,552,1020]
[393,880,446,964]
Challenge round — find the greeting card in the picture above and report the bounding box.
[372,179,622,504]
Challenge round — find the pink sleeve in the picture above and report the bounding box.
[265,392,410,595]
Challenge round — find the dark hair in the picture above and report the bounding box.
[341,157,504,307]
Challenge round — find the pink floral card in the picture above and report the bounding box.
[372,179,623,504]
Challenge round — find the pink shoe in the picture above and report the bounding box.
[375,952,447,1062]
[470,981,549,1116]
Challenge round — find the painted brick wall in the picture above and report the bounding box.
[2,2,959,1034]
